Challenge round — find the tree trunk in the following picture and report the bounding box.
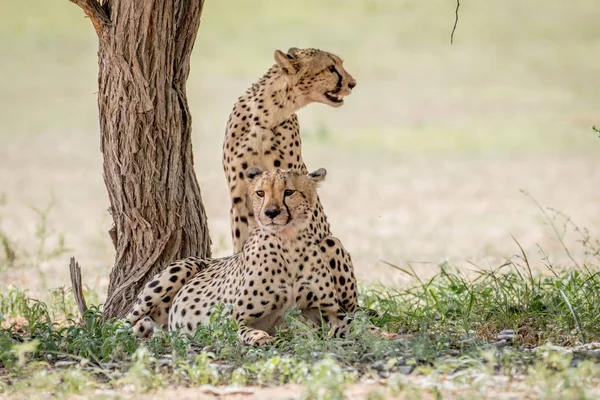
[68,0,211,319]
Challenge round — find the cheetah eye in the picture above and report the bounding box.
[256,190,265,198]
[328,65,338,73]
[283,189,295,197]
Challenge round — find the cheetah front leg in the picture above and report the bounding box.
[224,126,273,252]
[310,301,352,339]
[229,198,253,253]
[319,236,358,313]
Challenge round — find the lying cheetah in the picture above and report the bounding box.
[223,47,358,312]
[127,167,353,345]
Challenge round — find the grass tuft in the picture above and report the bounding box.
[1,249,600,397]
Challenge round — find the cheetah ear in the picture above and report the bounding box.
[246,167,263,180]
[307,168,327,183]
[274,49,298,74]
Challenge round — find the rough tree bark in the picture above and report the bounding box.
[68,0,211,319]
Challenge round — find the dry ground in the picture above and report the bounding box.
[2,138,599,295]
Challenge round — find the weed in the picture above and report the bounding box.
[0,232,16,269]
[231,367,248,386]
[118,345,164,392]
[0,198,70,289]
[187,352,219,386]
[302,358,347,400]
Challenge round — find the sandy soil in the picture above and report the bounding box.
[1,131,599,298]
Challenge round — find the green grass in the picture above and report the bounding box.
[1,184,600,397]
[2,249,600,397]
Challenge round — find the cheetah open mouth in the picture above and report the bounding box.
[324,91,344,104]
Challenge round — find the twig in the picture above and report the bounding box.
[69,257,88,318]
[68,0,111,36]
[520,190,581,270]
[451,0,460,44]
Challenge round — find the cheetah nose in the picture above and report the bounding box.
[348,81,356,90]
[264,207,281,219]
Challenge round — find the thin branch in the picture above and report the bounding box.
[520,190,582,270]
[69,257,88,319]
[68,0,111,35]
[451,0,460,44]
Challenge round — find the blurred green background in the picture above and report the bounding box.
[0,0,599,296]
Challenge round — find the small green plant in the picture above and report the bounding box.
[302,358,347,400]
[0,198,70,287]
[0,232,16,269]
[118,345,164,392]
[187,352,219,386]
[0,194,16,270]
[190,303,243,360]
[29,200,70,288]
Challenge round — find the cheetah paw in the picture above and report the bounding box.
[250,334,277,346]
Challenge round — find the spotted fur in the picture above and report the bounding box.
[127,168,354,345]
[222,47,358,312]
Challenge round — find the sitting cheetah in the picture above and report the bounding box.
[223,47,358,312]
[127,167,353,345]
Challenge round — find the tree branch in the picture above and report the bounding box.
[451,0,460,44]
[68,0,111,35]
[69,257,88,319]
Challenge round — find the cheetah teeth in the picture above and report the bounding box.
[325,92,344,103]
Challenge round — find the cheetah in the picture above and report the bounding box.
[127,167,354,345]
[222,47,358,312]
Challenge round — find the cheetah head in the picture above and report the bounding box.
[274,47,356,108]
[246,167,326,238]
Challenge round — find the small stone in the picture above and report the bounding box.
[398,366,413,375]
[371,360,387,371]
[393,335,412,344]
[498,334,515,341]
[574,349,600,360]
[55,361,78,368]
[360,353,375,363]
[498,330,516,341]
[100,362,120,370]
[158,358,172,367]
[378,370,390,379]
[199,385,254,395]
[494,339,511,348]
